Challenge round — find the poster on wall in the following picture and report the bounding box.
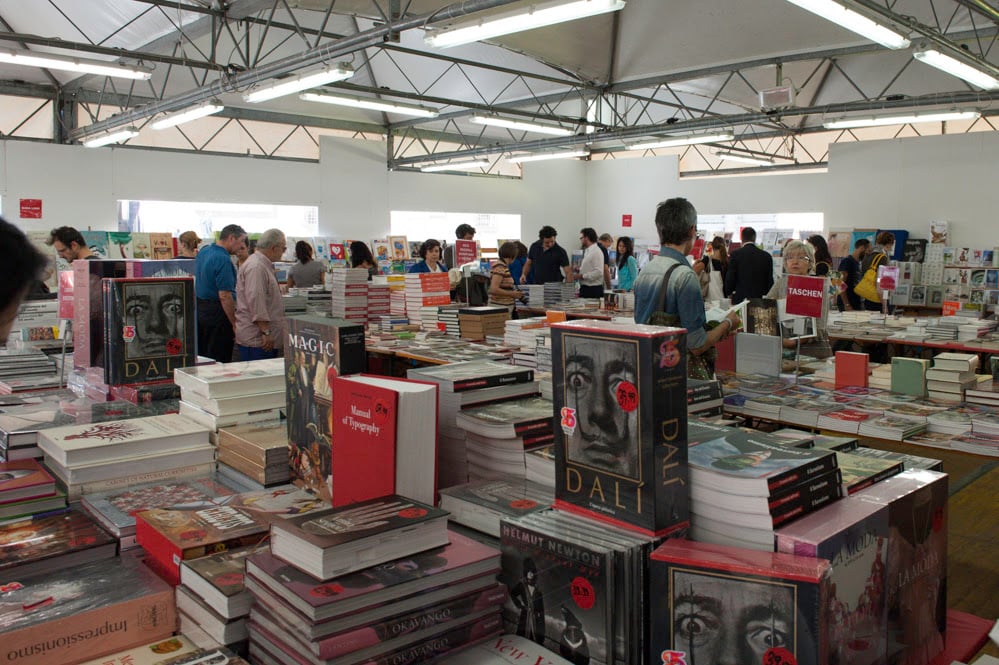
[929,221,949,244]
[19,199,42,219]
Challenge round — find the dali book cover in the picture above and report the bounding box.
[103,276,197,385]
[551,319,689,537]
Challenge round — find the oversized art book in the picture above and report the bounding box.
[0,508,116,577]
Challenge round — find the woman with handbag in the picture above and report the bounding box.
[857,231,895,312]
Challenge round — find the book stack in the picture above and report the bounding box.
[389,288,407,317]
[0,508,116,578]
[963,379,999,407]
[6,299,60,344]
[525,444,555,488]
[437,305,462,335]
[0,348,57,381]
[832,449,904,494]
[503,317,547,349]
[926,352,979,402]
[377,315,412,333]
[110,380,181,404]
[522,284,545,306]
[435,634,575,665]
[850,445,944,472]
[0,458,66,521]
[175,358,286,431]
[857,413,927,441]
[246,526,503,665]
[409,361,537,488]
[535,329,552,373]
[80,474,249,550]
[455,395,554,481]
[404,273,451,324]
[854,470,949,665]
[367,283,391,323]
[458,306,510,340]
[687,378,724,416]
[686,420,842,550]
[439,477,552,537]
[543,282,576,306]
[178,546,256,654]
[0,556,177,664]
[816,403,881,434]
[134,484,328,585]
[0,373,64,394]
[217,420,291,488]
[37,412,215,500]
[500,511,657,665]
[330,268,370,323]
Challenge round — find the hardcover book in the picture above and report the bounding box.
[409,360,535,393]
[854,470,948,665]
[217,419,288,466]
[269,494,450,580]
[0,508,116,578]
[551,319,689,536]
[650,539,830,665]
[455,395,554,439]
[246,528,501,623]
[174,357,286,399]
[776,497,890,665]
[102,276,197,385]
[0,458,56,503]
[835,451,904,494]
[0,556,176,664]
[180,545,255,619]
[78,635,206,665]
[72,258,126,370]
[284,315,366,499]
[435,633,576,665]
[439,478,553,537]
[500,517,614,665]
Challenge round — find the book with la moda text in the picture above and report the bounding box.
[551,319,689,536]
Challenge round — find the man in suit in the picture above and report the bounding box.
[724,227,774,304]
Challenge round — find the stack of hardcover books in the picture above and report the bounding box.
[458,306,510,340]
[177,546,257,655]
[455,394,554,481]
[439,477,553,537]
[524,444,555,488]
[0,507,116,577]
[409,360,538,488]
[0,458,66,521]
[0,347,57,381]
[686,420,842,550]
[37,412,214,500]
[404,272,451,325]
[175,357,286,433]
[330,268,369,323]
[0,391,108,461]
[367,282,391,323]
[926,352,980,402]
[217,420,291,488]
[248,496,502,663]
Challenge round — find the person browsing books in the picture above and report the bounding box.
[235,229,286,361]
[176,231,201,258]
[573,228,605,299]
[349,241,379,280]
[724,227,774,305]
[195,224,247,363]
[46,226,95,261]
[489,242,527,315]
[0,217,48,342]
[407,239,447,273]
[615,236,639,291]
[765,239,832,360]
[286,240,325,289]
[837,238,870,312]
[521,226,570,285]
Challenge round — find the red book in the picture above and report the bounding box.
[0,458,56,504]
[835,350,869,389]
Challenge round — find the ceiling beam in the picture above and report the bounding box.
[952,0,999,25]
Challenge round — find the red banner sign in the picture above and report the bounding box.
[19,199,42,219]
[454,239,478,267]
[622,214,632,228]
[785,275,825,318]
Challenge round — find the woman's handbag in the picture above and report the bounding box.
[854,253,886,303]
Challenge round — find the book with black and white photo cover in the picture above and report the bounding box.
[439,478,553,537]
[174,357,286,399]
[854,470,948,665]
[37,413,211,467]
[500,516,615,665]
[284,315,366,499]
[650,539,830,665]
[776,496,890,665]
[455,395,554,439]
[551,319,689,536]
[180,545,255,619]
[245,528,501,623]
[269,494,449,581]
[0,507,116,578]
[0,555,176,664]
[102,276,197,385]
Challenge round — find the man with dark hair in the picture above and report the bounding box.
[442,223,476,270]
[195,223,247,362]
[1,218,48,341]
[521,225,569,285]
[724,226,774,305]
[575,227,604,299]
[598,232,613,289]
[837,238,871,312]
[46,226,94,262]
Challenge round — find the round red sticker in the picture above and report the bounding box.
[509,499,538,510]
[310,583,343,597]
[615,381,638,412]
[764,647,796,665]
[570,576,595,610]
[398,507,428,519]
[166,338,182,355]
[215,572,244,586]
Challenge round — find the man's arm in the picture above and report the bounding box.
[579,248,603,282]
[520,258,533,284]
[218,290,237,328]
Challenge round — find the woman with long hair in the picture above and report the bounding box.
[349,241,379,280]
[287,240,325,288]
[807,234,834,277]
[615,236,639,291]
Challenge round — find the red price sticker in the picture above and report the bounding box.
[560,406,577,434]
[764,647,796,665]
[615,381,638,412]
[398,507,428,519]
[509,499,538,510]
[310,583,343,597]
[570,576,595,610]
[166,338,182,355]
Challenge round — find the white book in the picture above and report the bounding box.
[173,357,286,399]
[181,390,286,417]
[38,414,211,467]
[179,400,282,430]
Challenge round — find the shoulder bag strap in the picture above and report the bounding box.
[656,263,685,314]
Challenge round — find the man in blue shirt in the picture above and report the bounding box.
[195,224,247,362]
[520,225,569,285]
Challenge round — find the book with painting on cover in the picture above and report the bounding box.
[687,426,838,497]
[500,517,614,665]
[0,508,116,578]
[245,528,501,623]
[180,545,255,619]
[649,539,830,665]
[284,315,366,500]
[0,555,176,664]
[854,470,948,665]
[77,635,207,665]
[849,446,944,472]
[37,413,210,467]
[455,395,554,439]
[439,478,553,537]
[174,357,285,399]
[776,497,890,665]
[551,319,689,536]
[0,458,56,503]
[102,277,197,385]
[269,494,450,581]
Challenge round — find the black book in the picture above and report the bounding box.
[102,277,197,385]
[551,320,688,536]
[283,314,366,498]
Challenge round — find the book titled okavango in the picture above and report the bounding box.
[551,320,688,536]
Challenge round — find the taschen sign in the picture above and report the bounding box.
[785,275,826,318]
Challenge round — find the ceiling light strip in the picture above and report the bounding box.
[627,132,735,150]
[912,47,999,91]
[823,109,981,128]
[508,149,590,163]
[82,127,140,148]
[244,65,355,103]
[0,47,153,80]
[782,0,911,49]
[300,92,439,118]
[420,160,492,173]
[471,115,575,136]
[150,102,225,130]
[713,150,778,166]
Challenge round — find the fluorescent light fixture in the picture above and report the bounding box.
[913,46,999,91]
[713,150,777,166]
[823,109,981,129]
[300,92,438,118]
[420,159,491,173]
[244,64,355,103]
[783,0,910,49]
[0,47,153,80]
[471,115,575,136]
[82,127,139,148]
[426,0,626,48]
[626,131,735,150]
[508,149,590,163]
[150,102,225,130]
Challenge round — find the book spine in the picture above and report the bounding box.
[365,612,502,665]
[512,419,553,436]
[318,585,505,659]
[133,513,183,585]
[770,471,843,527]
[218,448,269,483]
[450,368,534,392]
[217,435,271,466]
[766,453,839,493]
[62,462,215,500]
